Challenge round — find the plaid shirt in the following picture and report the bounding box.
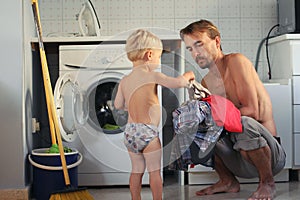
[169,100,223,171]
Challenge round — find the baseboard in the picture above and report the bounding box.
[188,169,290,185]
[0,188,29,200]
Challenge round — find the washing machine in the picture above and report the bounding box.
[54,44,163,186]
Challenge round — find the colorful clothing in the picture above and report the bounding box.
[169,100,223,171]
[202,95,242,133]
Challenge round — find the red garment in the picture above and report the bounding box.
[202,95,242,133]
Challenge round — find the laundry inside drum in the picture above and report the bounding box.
[94,81,128,134]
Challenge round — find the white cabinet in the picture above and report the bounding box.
[264,81,292,168]
[292,43,300,75]
[295,135,300,165]
[294,76,300,104]
[294,106,300,133]
[269,34,300,168]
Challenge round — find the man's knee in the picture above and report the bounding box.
[241,116,260,133]
[229,117,268,151]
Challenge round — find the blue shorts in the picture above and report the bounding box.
[124,123,159,153]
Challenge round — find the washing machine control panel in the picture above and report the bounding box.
[59,44,132,71]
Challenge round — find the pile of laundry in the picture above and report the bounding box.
[169,81,242,171]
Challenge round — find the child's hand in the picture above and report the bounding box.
[183,71,195,81]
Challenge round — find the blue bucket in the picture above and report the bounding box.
[28,148,82,200]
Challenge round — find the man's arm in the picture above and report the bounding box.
[229,53,259,120]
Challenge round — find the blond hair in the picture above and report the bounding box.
[180,19,222,50]
[125,29,163,62]
[180,19,221,40]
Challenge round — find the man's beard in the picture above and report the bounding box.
[196,55,210,69]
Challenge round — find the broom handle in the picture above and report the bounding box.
[31,0,56,146]
[32,1,56,145]
[31,0,71,185]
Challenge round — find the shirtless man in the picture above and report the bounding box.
[114,29,194,200]
[180,19,286,200]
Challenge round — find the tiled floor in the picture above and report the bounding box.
[88,174,300,200]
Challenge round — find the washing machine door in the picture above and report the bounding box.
[54,73,89,142]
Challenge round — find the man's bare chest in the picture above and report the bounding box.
[205,77,240,107]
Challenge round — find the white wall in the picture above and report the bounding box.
[38,0,278,81]
[0,0,25,188]
[0,0,34,190]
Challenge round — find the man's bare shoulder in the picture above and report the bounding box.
[225,53,248,62]
[225,53,252,69]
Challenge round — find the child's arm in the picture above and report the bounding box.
[182,71,195,83]
[153,71,195,88]
[114,81,125,110]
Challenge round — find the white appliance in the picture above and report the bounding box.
[269,34,300,168]
[77,0,101,37]
[54,44,162,186]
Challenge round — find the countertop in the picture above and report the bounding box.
[30,33,181,43]
[269,33,300,44]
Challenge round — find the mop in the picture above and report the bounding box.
[31,0,94,199]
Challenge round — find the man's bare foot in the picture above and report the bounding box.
[195,180,240,196]
[248,182,276,200]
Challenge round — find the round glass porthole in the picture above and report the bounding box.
[93,81,127,134]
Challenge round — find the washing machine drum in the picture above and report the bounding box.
[94,81,128,134]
